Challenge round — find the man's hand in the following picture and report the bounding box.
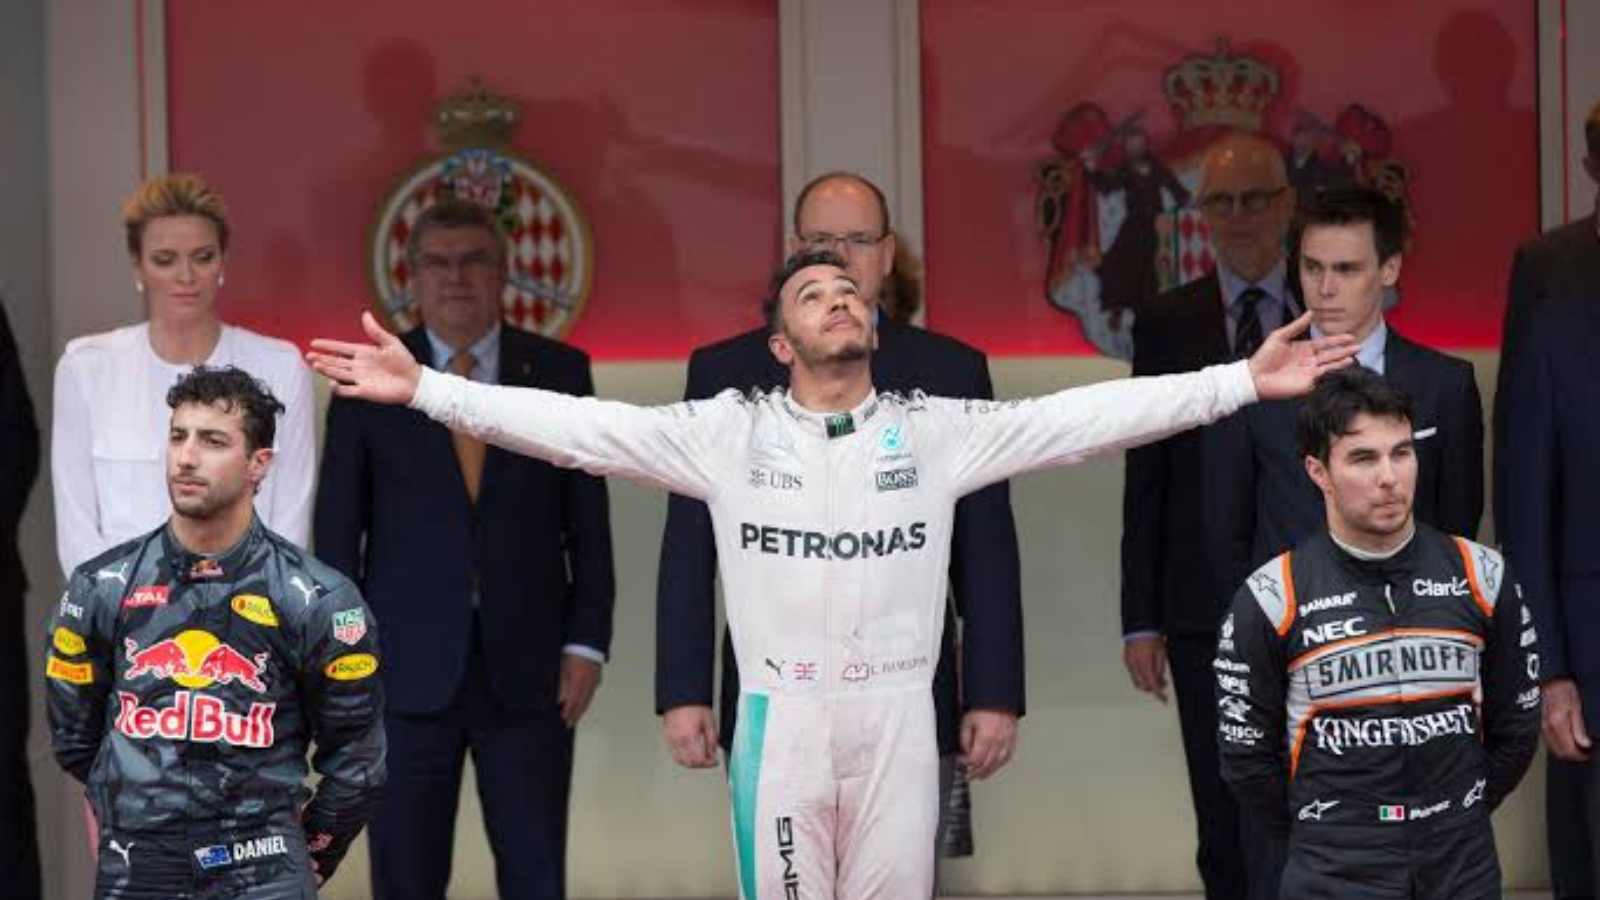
[557,655,603,728]
[307,311,424,405]
[1543,678,1592,762]
[662,705,720,769]
[1123,634,1169,704]
[1247,311,1360,400]
[960,709,1019,780]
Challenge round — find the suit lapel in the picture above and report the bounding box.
[1380,325,1416,389]
[480,329,535,496]
[1192,277,1231,362]
[401,328,463,473]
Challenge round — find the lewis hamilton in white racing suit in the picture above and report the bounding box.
[307,250,1356,899]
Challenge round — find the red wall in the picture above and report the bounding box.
[922,1,1538,355]
[167,1,781,359]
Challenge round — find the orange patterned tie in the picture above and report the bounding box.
[447,350,486,502]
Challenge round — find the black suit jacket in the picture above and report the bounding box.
[1206,326,1484,605]
[0,303,38,601]
[1499,299,1600,727]
[655,317,1026,755]
[1120,274,1233,637]
[1493,214,1600,528]
[315,326,615,715]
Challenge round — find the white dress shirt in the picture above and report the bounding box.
[51,322,316,576]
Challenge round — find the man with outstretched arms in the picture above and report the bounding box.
[309,249,1354,898]
[1216,368,1539,899]
[44,366,385,899]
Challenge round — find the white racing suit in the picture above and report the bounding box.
[410,359,1258,898]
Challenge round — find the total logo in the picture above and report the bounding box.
[116,630,276,749]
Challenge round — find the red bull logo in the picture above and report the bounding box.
[117,630,277,748]
[124,630,269,693]
[114,691,276,748]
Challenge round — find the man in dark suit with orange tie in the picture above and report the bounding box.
[316,200,615,900]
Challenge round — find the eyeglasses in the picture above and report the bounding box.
[1195,187,1288,217]
[798,231,887,254]
[415,250,500,277]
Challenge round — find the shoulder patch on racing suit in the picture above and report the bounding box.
[1452,536,1504,618]
[1245,552,1297,637]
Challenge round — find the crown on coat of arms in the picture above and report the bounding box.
[435,77,519,149]
[1163,40,1280,132]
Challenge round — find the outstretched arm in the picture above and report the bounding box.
[309,313,728,500]
[952,312,1358,494]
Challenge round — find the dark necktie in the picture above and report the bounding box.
[448,350,486,502]
[1234,287,1266,360]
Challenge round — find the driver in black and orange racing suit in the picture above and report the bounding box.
[1216,523,1540,899]
[44,518,385,899]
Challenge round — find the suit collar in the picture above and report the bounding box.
[1313,318,1388,374]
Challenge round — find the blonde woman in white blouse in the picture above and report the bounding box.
[51,173,314,577]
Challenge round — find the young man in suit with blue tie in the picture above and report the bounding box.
[314,200,616,899]
[1207,186,1484,597]
[653,172,1027,832]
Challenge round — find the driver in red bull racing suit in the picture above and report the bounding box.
[44,366,384,899]
[1217,368,1539,899]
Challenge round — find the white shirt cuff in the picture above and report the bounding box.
[1121,630,1162,644]
[563,644,606,664]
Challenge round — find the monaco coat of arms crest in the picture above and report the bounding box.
[370,79,592,338]
[1036,41,1412,359]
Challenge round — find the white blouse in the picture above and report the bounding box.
[51,322,315,576]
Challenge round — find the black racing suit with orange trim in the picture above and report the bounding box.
[1216,525,1539,899]
[44,518,385,899]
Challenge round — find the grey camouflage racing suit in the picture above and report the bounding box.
[45,518,384,899]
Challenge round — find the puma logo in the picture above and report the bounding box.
[95,563,130,585]
[290,576,319,606]
[108,839,134,867]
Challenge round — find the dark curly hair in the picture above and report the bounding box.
[166,365,286,453]
[1297,366,1414,464]
[762,248,849,333]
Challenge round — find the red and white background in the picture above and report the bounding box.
[165,0,782,359]
[922,1,1539,356]
[21,2,1598,899]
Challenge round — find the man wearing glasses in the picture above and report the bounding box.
[1120,131,1299,900]
[655,171,1027,871]
[315,199,616,899]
